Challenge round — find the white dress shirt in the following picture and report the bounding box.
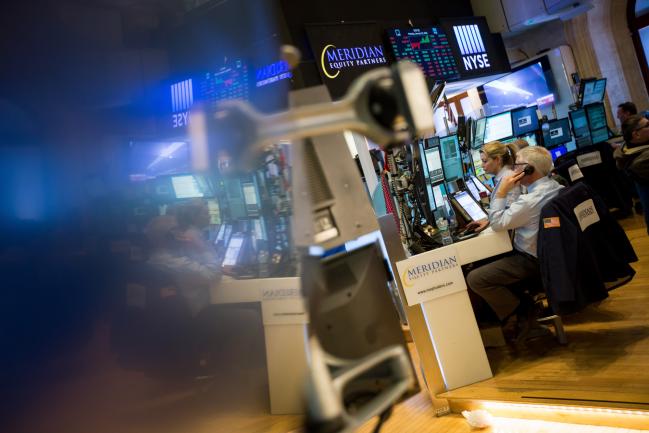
[489,176,563,257]
[490,166,522,209]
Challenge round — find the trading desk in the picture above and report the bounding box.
[210,277,307,415]
[395,228,512,391]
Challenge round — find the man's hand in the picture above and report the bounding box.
[496,171,525,199]
[465,219,489,233]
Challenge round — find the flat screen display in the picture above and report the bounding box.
[454,191,488,221]
[480,59,554,115]
[425,136,440,150]
[424,146,444,184]
[387,27,460,80]
[484,111,513,143]
[171,175,204,199]
[543,118,572,148]
[222,234,245,267]
[439,135,463,181]
[511,106,539,136]
[466,179,481,202]
[581,78,607,106]
[128,141,190,181]
[586,103,609,144]
[550,145,567,161]
[569,109,593,149]
[473,117,486,149]
[472,149,485,177]
[432,183,448,210]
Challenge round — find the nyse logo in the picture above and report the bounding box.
[453,25,490,71]
[170,78,193,128]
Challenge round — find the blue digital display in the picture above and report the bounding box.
[127,141,190,181]
[570,109,593,149]
[511,106,539,136]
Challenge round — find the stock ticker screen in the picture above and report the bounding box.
[201,60,250,112]
[387,27,459,80]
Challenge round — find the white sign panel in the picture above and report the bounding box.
[396,245,467,306]
[574,199,600,232]
[568,164,584,182]
[577,151,602,168]
[261,287,309,325]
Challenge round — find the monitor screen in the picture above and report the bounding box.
[484,111,513,143]
[511,106,539,136]
[543,118,572,148]
[520,133,538,147]
[206,199,221,225]
[586,103,609,144]
[454,191,488,222]
[471,149,485,177]
[424,146,444,184]
[171,175,205,199]
[127,141,190,181]
[581,78,607,106]
[426,183,437,211]
[550,145,568,161]
[473,117,487,149]
[471,175,490,194]
[569,109,593,149]
[466,179,481,202]
[480,58,554,114]
[432,183,448,210]
[242,183,258,206]
[222,234,245,267]
[387,27,460,80]
[439,135,463,181]
[425,136,440,150]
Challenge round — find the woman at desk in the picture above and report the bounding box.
[466,141,522,233]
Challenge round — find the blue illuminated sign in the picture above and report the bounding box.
[255,60,292,87]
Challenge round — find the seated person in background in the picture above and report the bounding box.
[617,101,637,125]
[513,138,529,151]
[147,203,221,316]
[465,141,522,233]
[466,147,563,331]
[615,114,649,234]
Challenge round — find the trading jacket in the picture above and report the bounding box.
[614,142,649,185]
[537,183,637,315]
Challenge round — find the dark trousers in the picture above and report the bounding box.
[466,251,541,321]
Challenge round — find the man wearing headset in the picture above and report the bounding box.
[467,147,563,333]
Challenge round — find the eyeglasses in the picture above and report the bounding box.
[512,163,528,167]
[635,123,649,132]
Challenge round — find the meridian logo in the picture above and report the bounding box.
[320,44,387,79]
[401,256,459,288]
[453,25,490,71]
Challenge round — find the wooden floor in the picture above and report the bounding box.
[440,213,649,411]
[12,215,649,433]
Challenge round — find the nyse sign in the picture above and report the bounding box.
[172,111,190,128]
[453,24,490,71]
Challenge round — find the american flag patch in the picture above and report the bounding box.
[543,217,561,228]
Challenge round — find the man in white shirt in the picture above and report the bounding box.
[467,147,563,324]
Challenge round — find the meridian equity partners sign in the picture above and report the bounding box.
[395,245,467,306]
[307,22,388,99]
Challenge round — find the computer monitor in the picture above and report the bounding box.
[470,175,490,195]
[171,175,205,199]
[550,145,568,161]
[473,117,487,149]
[452,190,488,222]
[471,149,485,177]
[520,133,538,147]
[424,136,440,150]
[439,135,463,181]
[511,106,539,137]
[431,183,449,210]
[543,118,572,148]
[585,103,609,144]
[569,109,593,149]
[222,233,245,268]
[242,181,260,215]
[466,178,481,202]
[484,111,513,143]
[424,146,444,184]
[581,78,607,106]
